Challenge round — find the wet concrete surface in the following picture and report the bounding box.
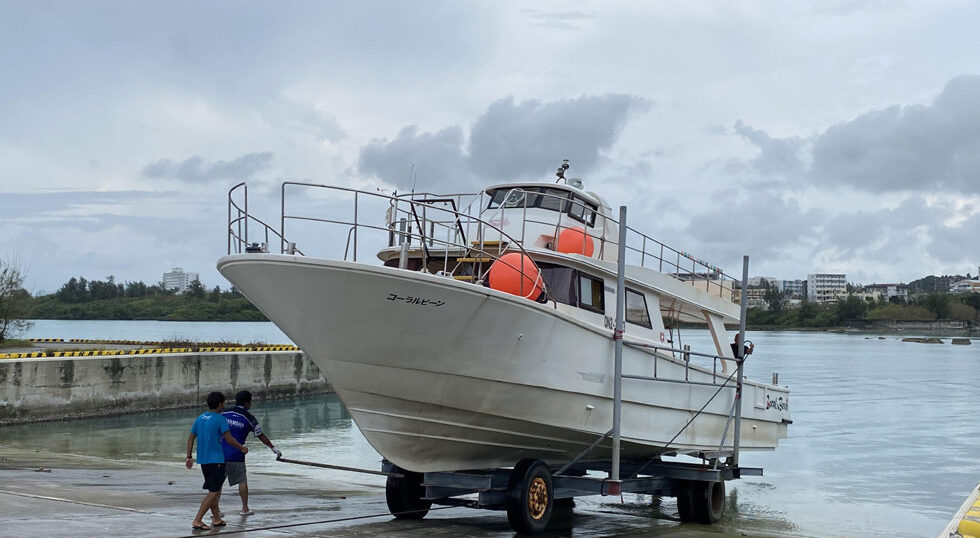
[0,445,794,538]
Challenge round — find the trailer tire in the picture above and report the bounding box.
[506,459,553,534]
[385,465,431,520]
[676,481,696,522]
[690,480,725,524]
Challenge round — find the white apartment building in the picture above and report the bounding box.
[163,267,199,293]
[807,273,846,303]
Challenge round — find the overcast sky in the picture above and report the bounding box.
[2,1,979,293]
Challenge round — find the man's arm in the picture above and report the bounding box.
[257,433,282,457]
[222,431,248,454]
[185,433,196,469]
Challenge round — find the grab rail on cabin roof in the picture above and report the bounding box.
[270,181,549,299]
[443,186,739,303]
[228,182,738,303]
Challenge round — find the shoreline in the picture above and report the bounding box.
[0,351,329,426]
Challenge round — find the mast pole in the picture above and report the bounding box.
[610,206,627,489]
[733,255,749,467]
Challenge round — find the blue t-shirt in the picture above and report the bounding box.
[190,411,230,464]
[220,405,263,463]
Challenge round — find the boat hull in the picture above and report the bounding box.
[218,254,790,472]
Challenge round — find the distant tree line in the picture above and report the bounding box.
[748,286,980,328]
[30,275,267,321]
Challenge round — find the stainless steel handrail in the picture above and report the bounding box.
[479,187,737,301]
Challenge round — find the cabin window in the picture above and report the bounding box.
[578,274,605,313]
[487,188,598,227]
[625,288,652,328]
[538,263,578,306]
[538,188,571,212]
[567,196,598,226]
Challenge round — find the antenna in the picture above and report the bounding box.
[555,159,570,183]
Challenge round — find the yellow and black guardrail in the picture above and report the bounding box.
[0,343,299,360]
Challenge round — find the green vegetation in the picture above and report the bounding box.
[0,338,32,349]
[28,276,267,322]
[0,259,33,341]
[746,291,980,328]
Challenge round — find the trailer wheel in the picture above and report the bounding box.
[690,480,725,524]
[675,481,696,522]
[506,459,553,534]
[385,465,431,520]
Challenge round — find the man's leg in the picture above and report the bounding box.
[193,492,219,527]
[239,481,250,513]
[211,490,222,520]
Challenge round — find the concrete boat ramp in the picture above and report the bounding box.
[0,445,787,537]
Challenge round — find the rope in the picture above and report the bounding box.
[628,367,739,479]
[174,506,458,537]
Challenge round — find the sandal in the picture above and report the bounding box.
[211,519,227,527]
[192,523,211,531]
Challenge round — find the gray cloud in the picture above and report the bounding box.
[927,210,980,263]
[358,126,470,191]
[736,75,980,193]
[0,191,170,219]
[468,94,649,180]
[358,94,648,191]
[733,120,805,176]
[683,192,823,265]
[521,9,595,29]
[142,152,274,182]
[816,196,942,258]
[268,101,345,143]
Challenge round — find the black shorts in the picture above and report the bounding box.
[201,463,226,492]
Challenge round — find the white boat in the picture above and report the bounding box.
[218,166,791,475]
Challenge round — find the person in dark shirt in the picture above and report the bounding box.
[731,333,754,359]
[220,390,282,516]
[186,391,248,531]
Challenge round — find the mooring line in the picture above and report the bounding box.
[0,488,151,513]
[174,506,459,537]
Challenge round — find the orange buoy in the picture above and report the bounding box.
[488,252,543,300]
[555,226,595,256]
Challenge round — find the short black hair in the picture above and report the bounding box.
[206,391,226,410]
[235,390,252,405]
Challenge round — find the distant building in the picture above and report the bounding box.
[807,273,846,303]
[777,279,806,299]
[859,283,909,301]
[747,276,776,287]
[163,267,199,293]
[950,279,980,294]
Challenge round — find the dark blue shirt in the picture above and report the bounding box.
[190,412,230,464]
[220,405,263,462]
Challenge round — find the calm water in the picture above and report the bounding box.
[22,319,292,344]
[10,321,980,536]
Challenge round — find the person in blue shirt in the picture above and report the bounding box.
[185,391,248,531]
[221,390,282,515]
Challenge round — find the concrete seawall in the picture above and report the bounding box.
[0,352,328,426]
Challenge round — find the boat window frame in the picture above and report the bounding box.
[537,262,578,306]
[486,187,598,227]
[578,273,605,314]
[567,196,598,227]
[625,287,652,329]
